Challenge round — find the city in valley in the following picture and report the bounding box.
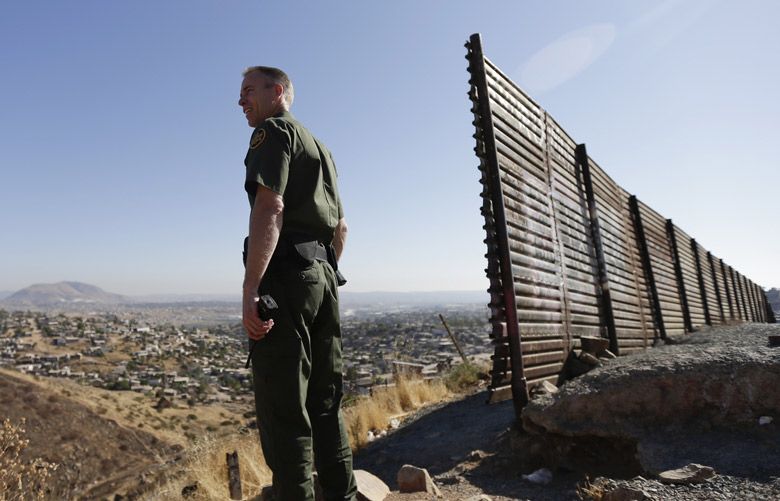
[0,300,493,434]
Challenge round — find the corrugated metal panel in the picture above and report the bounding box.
[636,201,686,336]
[672,226,707,328]
[466,33,770,412]
[712,256,733,320]
[484,57,572,388]
[697,243,722,324]
[590,162,653,352]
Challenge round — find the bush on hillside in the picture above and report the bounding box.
[0,418,57,501]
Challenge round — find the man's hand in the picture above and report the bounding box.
[243,185,283,341]
[243,289,274,340]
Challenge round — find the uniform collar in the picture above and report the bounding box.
[275,110,294,120]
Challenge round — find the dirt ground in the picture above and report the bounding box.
[355,392,583,500]
[355,323,780,501]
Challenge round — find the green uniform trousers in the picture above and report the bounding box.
[251,259,357,501]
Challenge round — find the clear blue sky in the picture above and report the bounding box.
[1,0,778,295]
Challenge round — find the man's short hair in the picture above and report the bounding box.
[243,66,295,109]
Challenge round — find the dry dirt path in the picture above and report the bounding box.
[353,391,583,500]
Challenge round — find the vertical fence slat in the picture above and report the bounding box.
[720,260,735,319]
[543,113,574,352]
[667,220,693,333]
[691,239,712,326]
[467,33,528,412]
[629,196,664,340]
[707,252,725,322]
[575,144,618,353]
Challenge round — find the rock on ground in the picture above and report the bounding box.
[522,324,780,479]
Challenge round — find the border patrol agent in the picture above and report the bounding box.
[239,66,356,501]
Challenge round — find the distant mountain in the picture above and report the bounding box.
[2,281,126,306]
[766,288,780,313]
[0,290,13,300]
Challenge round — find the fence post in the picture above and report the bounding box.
[629,196,665,341]
[707,252,725,322]
[575,143,618,354]
[691,240,711,326]
[467,33,528,412]
[720,260,735,320]
[744,276,757,321]
[751,281,761,322]
[666,220,693,332]
[744,278,755,321]
[735,272,745,320]
[439,314,469,365]
[728,266,743,320]
[739,273,747,321]
[226,451,242,500]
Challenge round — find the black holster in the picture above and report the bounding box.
[325,244,347,287]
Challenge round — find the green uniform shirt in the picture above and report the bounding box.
[245,111,343,244]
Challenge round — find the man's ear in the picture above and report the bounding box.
[274,83,285,101]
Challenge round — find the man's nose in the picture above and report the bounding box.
[238,96,245,107]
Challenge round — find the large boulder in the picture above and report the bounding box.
[521,325,780,478]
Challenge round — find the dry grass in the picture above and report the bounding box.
[0,368,244,448]
[576,476,605,501]
[343,375,451,449]
[0,365,478,499]
[0,418,57,501]
[150,430,271,501]
[148,375,452,499]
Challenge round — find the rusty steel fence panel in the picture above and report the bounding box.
[547,118,603,344]
[465,34,770,410]
[636,201,686,336]
[714,257,734,320]
[697,244,723,324]
[589,161,654,353]
[672,226,707,329]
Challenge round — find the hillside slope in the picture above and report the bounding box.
[0,369,179,499]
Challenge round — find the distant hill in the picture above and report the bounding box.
[2,281,126,306]
[766,288,780,313]
[0,282,490,310]
[0,290,13,300]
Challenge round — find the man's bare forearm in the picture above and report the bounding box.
[332,217,348,261]
[244,190,284,294]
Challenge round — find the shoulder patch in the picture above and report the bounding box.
[249,129,266,149]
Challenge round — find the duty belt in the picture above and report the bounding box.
[242,236,347,286]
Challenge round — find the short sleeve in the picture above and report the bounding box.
[244,121,291,197]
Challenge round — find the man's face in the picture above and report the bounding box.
[238,72,282,128]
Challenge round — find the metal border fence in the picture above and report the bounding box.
[465,34,774,416]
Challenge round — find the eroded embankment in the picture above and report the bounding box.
[520,323,780,479]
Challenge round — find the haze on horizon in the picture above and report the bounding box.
[1,1,778,296]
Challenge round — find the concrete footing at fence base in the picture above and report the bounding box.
[516,324,780,480]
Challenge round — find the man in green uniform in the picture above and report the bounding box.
[239,66,356,501]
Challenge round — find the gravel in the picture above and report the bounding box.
[357,323,780,500]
